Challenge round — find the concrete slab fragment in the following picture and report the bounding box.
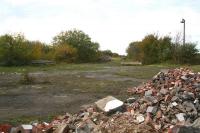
[176,113,185,122]
[95,96,123,112]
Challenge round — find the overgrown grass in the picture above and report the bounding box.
[0,62,120,73]
[115,64,200,79]
[153,64,200,73]
[190,65,200,72]
[0,58,199,74]
[115,66,163,79]
[0,114,57,126]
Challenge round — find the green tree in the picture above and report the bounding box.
[179,43,198,64]
[53,29,99,62]
[126,33,199,65]
[140,34,159,64]
[0,34,30,66]
[158,36,172,62]
[100,50,113,56]
[126,41,142,61]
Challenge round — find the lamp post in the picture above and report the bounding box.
[180,18,185,45]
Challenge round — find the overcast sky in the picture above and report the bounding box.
[0,0,200,54]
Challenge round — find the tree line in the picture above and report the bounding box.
[126,34,200,64]
[0,29,119,66]
[1,30,199,66]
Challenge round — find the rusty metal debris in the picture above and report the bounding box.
[1,68,200,133]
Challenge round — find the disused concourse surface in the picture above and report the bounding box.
[0,65,171,123]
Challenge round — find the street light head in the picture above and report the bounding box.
[180,18,185,23]
[180,18,185,45]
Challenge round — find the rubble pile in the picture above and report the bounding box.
[1,68,200,133]
[126,68,200,132]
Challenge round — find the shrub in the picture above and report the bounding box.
[126,34,199,65]
[20,72,35,84]
[53,29,99,62]
[54,44,77,62]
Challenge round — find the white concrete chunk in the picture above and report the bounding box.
[136,114,145,123]
[21,125,32,130]
[95,96,123,112]
[176,113,185,122]
[104,99,123,112]
[172,102,178,106]
[145,90,153,96]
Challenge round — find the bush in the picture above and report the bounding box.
[20,72,35,84]
[194,53,200,64]
[0,30,101,66]
[0,34,31,66]
[54,44,77,62]
[126,34,199,65]
[0,34,55,66]
[53,29,99,62]
[179,43,199,64]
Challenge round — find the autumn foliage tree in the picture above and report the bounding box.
[28,41,44,60]
[0,29,101,66]
[54,44,77,62]
[0,34,55,66]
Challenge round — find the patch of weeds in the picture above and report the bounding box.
[115,69,157,79]
[190,65,200,72]
[0,114,57,126]
[38,78,52,84]
[20,72,35,84]
[0,116,37,126]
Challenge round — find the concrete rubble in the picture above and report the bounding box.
[1,68,200,133]
[14,124,33,133]
[95,96,124,113]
